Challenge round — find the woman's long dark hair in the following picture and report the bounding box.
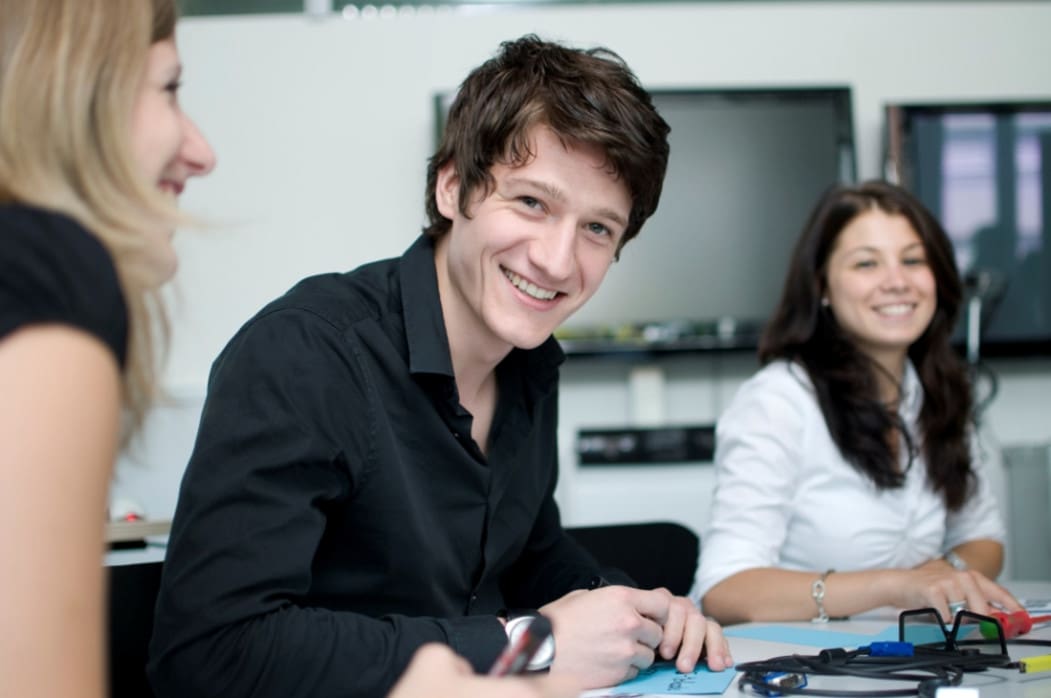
[759,180,974,510]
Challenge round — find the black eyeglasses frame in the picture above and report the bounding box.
[897,607,1009,657]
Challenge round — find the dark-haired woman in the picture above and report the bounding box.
[691,180,1023,625]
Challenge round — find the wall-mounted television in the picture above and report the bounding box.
[885,101,1051,357]
[434,86,856,354]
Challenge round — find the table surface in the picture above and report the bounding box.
[104,537,167,566]
[103,547,1050,697]
[587,580,1051,697]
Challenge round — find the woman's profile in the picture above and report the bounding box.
[0,3,577,697]
[0,0,215,694]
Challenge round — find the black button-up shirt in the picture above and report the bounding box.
[148,235,602,698]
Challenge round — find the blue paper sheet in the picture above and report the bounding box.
[593,662,736,696]
[723,624,899,648]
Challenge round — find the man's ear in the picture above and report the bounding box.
[434,162,461,220]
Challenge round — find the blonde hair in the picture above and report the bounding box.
[0,0,182,435]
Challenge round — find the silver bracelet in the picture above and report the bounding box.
[811,569,834,623]
[944,550,968,571]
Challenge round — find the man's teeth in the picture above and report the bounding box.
[504,269,557,300]
[877,304,913,316]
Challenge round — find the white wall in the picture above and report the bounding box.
[113,2,1051,533]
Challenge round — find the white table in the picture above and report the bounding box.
[587,581,1051,697]
[726,618,1051,698]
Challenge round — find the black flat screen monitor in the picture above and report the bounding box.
[885,101,1051,357]
[434,86,856,354]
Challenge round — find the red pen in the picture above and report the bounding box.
[489,615,553,676]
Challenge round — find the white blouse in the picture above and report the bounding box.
[691,360,1005,604]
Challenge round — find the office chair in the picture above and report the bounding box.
[565,521,700,596]
[108,561,163,698]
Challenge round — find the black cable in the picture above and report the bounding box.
[735,604,1051,698]
[737,661,965,698]
[738,673,925,697]
[735,643,1014,697]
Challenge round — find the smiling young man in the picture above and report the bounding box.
[148,35,731,698]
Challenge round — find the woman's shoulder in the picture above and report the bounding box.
[720,359,819,428]
[739,359,816,397]
[0,203,128,365]
[0,203,115,268]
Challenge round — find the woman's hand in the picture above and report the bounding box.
[387,644,580,698]
[895,560,1023,620]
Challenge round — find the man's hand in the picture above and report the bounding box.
[539,586,732,688]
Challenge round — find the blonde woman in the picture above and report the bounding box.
[0,0,214,695]
[0,3,575,698]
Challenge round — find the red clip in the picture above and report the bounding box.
[988,610,1032,639]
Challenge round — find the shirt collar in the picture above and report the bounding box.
[397,233,566,384]
[400,234,454,377]
[900,359,922,419]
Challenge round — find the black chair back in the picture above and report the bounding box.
[565,521,700,596]
[108,561,163,698]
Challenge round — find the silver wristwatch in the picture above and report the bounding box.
[504,611,555,671]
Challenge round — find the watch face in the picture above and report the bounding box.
[529,634,555,670]
[506,614,555,671]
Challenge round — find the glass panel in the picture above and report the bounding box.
[898,607,1009,658]
[899,608,949,647]
[950,611,1008,655]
